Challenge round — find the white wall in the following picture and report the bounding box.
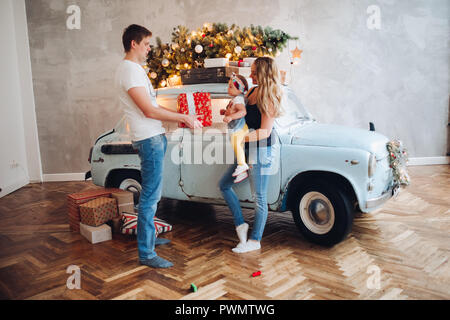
[12,0,42,183]
[0,0,42,198]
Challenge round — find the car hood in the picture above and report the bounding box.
[290,123,389,159]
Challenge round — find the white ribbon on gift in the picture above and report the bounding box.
[185,93,196,116]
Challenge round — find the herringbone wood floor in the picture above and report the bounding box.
[0,165,449,300]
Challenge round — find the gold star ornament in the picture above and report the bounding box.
[290,46,303,59]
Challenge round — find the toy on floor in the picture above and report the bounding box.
[251,271,262,277]
[190,283,198,292]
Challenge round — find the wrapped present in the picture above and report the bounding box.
[228,60,250,67]
[111,191,134,215]
[67,188,122,232]
[225,66,251,78]
[80,223,112,244]
[120,212,138,235]
[243,57,257,65]
[120,212,173,237]
[154,217,173,236]
[204,58,229,68]
[177,92,212,128]
[79,197,118,227]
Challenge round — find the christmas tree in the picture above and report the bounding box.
[147,23,297,88]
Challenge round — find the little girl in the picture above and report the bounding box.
[221,73,250,183]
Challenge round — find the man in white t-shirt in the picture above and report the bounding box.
[115,24,202,269]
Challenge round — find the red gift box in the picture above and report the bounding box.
[177,92,212,128]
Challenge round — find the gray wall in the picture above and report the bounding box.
[25,0,449,174]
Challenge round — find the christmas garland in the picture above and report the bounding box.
[147,23,297,88]
[386,140,410,186]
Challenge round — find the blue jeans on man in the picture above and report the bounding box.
[132,134,172,268]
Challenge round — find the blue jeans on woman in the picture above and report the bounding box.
[132,134,167,261]
[219,145,274,241]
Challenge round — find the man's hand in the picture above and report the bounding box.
[183,114,203,129]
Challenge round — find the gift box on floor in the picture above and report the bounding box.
[154,217,173,236]
[120,212,173,237]
[80,223,112,244]
[120,212,138,235]
[67,188,122,232]
[177,92,212,128]
[79,197,118,227]
[111,191,134,215]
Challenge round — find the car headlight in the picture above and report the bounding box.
[368,153,377,177]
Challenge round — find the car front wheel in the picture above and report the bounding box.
[290,179,354,246]
[108,171,142,206]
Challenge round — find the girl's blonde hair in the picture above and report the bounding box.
[254,57,283,118]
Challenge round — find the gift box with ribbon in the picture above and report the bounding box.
[225,66,251,78]
[177,92,212,128]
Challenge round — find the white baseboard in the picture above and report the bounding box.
[43,173,87,182]
[408,157,450,166]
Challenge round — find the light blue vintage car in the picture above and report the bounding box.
[87,83,400,246]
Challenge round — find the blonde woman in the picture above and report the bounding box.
[219,56,283,253]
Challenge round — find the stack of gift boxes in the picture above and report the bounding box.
[67,188,172,244]
[203,57,256,79]
[202,57,287,85]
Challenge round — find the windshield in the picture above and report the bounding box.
[274,86,313,133]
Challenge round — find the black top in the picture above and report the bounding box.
[244,87,275,149]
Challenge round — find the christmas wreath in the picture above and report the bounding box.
[386,140,410,186]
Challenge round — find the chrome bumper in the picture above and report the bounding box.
[365,184,399,209]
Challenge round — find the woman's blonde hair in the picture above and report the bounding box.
[254,56,283,118]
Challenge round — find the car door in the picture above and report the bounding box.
[179,125,254,203]
[179,125,282,205]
